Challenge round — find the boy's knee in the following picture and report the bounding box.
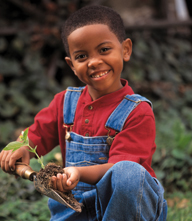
[111,161,144,180]
[109,161,144,192]
[112,160,142,170]
[98,161,149,196]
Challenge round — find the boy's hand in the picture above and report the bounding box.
[51,167,80,192]
[0,146,30,173]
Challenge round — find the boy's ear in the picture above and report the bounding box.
[123,38,132,62]
[65,57,77,75]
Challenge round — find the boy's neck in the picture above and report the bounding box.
[88,81,123,101]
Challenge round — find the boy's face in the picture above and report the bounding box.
[65,24,132,100]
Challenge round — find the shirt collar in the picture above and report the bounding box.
[81,79,134,105]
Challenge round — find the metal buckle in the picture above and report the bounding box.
[63,124,73,141]
[105,126,117,146]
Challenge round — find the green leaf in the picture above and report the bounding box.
[178,134,191,149]
[3,141,23,151]
[0,56,21,76]
[171,149,186,160]
[28,149,35,153]
[22,128,29,143]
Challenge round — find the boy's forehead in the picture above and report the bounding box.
[69,23,110,37]
[68,24,118,47]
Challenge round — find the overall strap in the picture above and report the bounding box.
[105,94,152,132]
[63,86,85,124]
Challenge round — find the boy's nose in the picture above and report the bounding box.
[87,57,102,69]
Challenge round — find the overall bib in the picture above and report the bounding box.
[48,87,167,221]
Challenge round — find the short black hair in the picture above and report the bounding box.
[61,5,126,56]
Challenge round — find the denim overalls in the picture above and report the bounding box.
[48,87,167,221]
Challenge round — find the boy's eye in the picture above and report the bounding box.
[100,47,110,53]
[75,54,87,60]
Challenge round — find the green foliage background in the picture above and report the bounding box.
[0,0,192,220]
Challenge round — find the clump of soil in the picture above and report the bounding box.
[36,162,82,212]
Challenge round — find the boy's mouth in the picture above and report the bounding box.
[90,70,110,79]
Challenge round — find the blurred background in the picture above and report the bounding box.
[0,0,192,220]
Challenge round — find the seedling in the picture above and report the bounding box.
[3,128,45,169]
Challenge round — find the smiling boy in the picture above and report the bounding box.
[65,23,131,100]
[0,5,167,221]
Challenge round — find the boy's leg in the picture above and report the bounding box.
[48,191,97,221]
[95,161,167,221]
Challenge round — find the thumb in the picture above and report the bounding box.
[22,152,30,165]
[66,170,80,186]
[67,179,72,186]
[9,147,30,170]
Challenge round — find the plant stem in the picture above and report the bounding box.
[28,145,45,169]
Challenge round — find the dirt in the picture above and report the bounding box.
[36,162,82,212]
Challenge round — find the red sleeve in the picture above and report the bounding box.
[28,91,65,156]
[108,102,156,176]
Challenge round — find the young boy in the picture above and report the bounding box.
[0,5,167,221]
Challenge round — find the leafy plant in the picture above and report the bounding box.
[166,191,192,221]
[0,146,62,220]
[153,110,192,192]
[3,128,45,169]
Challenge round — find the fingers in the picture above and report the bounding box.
[9,147,30,170]
[59,173,68,192]
[5,151,15,172]
[0,150,13,172]
[22,151,30,165]
[0,146,30,173]
[65,170,79,186]
[64,167,80,187]
[51,176,57,189]
[8,151,20,171]
[52,173,68,192]
[51,172,79,192]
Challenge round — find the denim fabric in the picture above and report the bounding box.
[48,87,167,221]
[95,161,167,221]
[106,94,152,131]
[65,132,110,194]
[48,161,167,221]
[63,87,85,124]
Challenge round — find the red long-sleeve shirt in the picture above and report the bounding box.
[28,79,156,177]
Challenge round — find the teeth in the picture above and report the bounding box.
[91,71,109,78]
